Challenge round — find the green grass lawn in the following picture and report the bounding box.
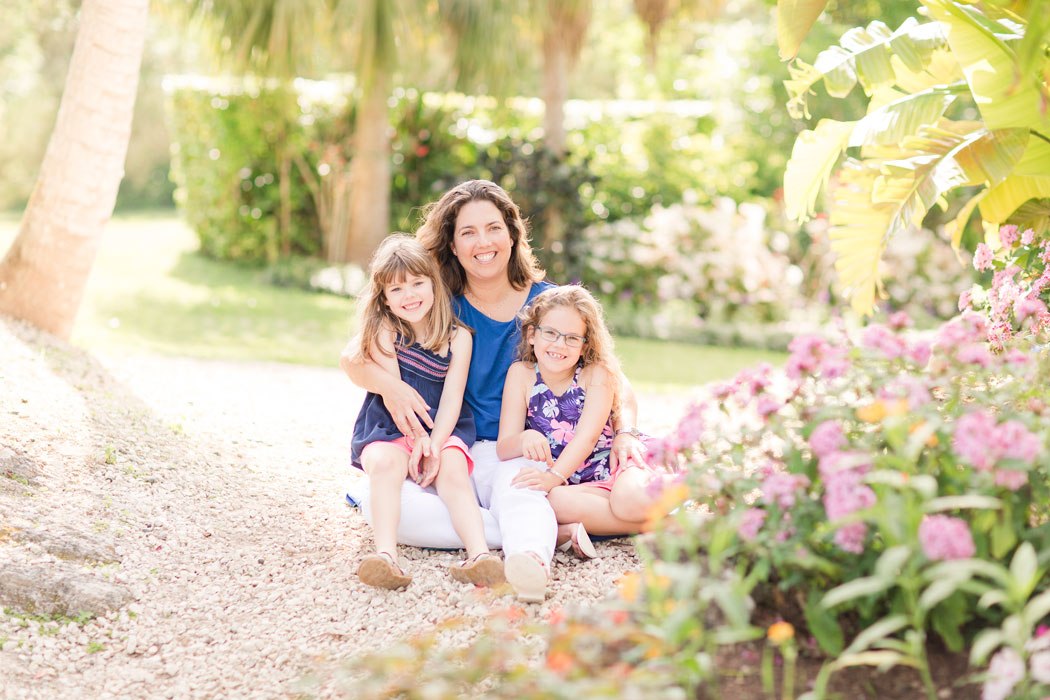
[0,210,784,390]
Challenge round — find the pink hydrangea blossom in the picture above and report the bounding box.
[810,421,846,458]
[983,647,1024,700]
[880,377,932,409]
[1021,228,1035,246]
[958,289,973,311]
[823,469,876,521]
[974,242,994,271]
[761,473,811,510]
[672,404,706,451]
[738,508,767,541]
[1014,296,1048,324]
[756,397,782,418]
[998,225,1020,248]
[819,347,851,380]
[919,515,976,561]
[998,420,1043,463]
[952,410,1000,470]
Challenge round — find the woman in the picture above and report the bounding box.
[343,180,647,601]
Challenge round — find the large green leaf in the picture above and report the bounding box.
[1013,135,1050,176]
[923,0,1050,133]
[784,119,855,222]
[847,86,960,147]
[980,174,1050,222]
[786,18,948,119]
[1007,198,1050,237]
[777,0,829,60]
[831,125,1026,314]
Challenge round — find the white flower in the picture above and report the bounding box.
[983,648,1024,700]
[1030,650,1050,684]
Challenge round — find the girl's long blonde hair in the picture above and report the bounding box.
[516,285,622,406]
[352,234,458,361]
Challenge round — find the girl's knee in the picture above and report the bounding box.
[362,447,408,481]
[435,449,472,488]
[609,476,654,522]
[548,486,583,523]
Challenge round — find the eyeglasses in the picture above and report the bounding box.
[535,325,586,348]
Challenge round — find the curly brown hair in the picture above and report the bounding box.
[516,285,622,406]
[415,179,544,296]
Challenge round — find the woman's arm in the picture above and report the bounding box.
[610,373,647,469]
[340,331,433,437]
[496,363,552,464]
[511,365,615,492]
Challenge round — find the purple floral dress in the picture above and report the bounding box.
[526,365,615,484]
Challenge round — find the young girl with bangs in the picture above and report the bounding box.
[344,235,502,590]
[497,285,668,559]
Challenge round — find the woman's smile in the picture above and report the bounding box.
[451,200,512,281]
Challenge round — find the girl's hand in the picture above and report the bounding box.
[382,381,434,438]
[610,432,647,472]
[511,466,563,493]
[408,436,433,484]
[520,430,554,466]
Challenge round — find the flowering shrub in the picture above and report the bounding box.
[642,308,1050,698]
[961,224,1050,349]
[579,196,808,324]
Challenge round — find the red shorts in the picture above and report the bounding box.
[359,436,475,474]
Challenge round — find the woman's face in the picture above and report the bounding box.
[450,199,513,287]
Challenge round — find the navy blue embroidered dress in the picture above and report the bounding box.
[350,338,475,468]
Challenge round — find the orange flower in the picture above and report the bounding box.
[767,621,795,644]
[497,606,525,622]
[606,609,629,624]
[909,420,939,447]
[546,606,565,626]
[617,571,640,601]
[644,482,690,529]
[546,650,574,673]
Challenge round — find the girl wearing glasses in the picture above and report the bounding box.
[497,285,666,559]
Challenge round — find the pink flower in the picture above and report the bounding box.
[672,403,705,450]
[998,224,1020,248]
[823,469,876,521]
[810,421,846,458]
[888,311,914,330]
[957,343,994,368]
[952,410,999,470]
[761,473,811,509]
[833,522,868,554]
[738,508,767,541]
[861,324,906,360]
[983,647,1024,700]
[974,243,994,271]
[549,419,575,443]
[907,340,932,367]
[998,420,1042,463]
[880,377,932,409]
[958,289,973,311]
[1014,296,1048,324]
[756,397,782,418]
[994,469,1028,490]
[1021,228,1035,246]
[919,515,975,561]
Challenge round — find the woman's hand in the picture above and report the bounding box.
[382,380,435,438]
[511,466,563,493]
[609,432,647,472]
[520,430,554,466]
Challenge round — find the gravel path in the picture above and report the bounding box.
[0,317,692,699]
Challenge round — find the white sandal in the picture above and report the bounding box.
[504,551,549,603]
[557,522,598,560]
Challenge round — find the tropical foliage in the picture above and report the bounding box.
[780,0,1050,315]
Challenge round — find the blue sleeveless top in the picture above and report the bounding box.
[350,336,475,468]
[526,365,615,484]
[453,281,553,440]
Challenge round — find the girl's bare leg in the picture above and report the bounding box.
[434,448,489,559]
[609,467,665,523]
[361,444,410,555]
[548,484,646,536]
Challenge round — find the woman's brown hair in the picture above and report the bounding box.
[415,179,544,296]
[516,285,623,406]
[352,234,458,361]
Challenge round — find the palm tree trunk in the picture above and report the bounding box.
[541,30,570,277]
[0,0,149,339]
[342,68,392,265]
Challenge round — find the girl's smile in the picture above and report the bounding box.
[530,306,587,381]
[384,272,435,330]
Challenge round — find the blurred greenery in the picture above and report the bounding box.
[0,212,783,388]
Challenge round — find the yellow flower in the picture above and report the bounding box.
[856,398,908,423]
[767,621,795,644]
